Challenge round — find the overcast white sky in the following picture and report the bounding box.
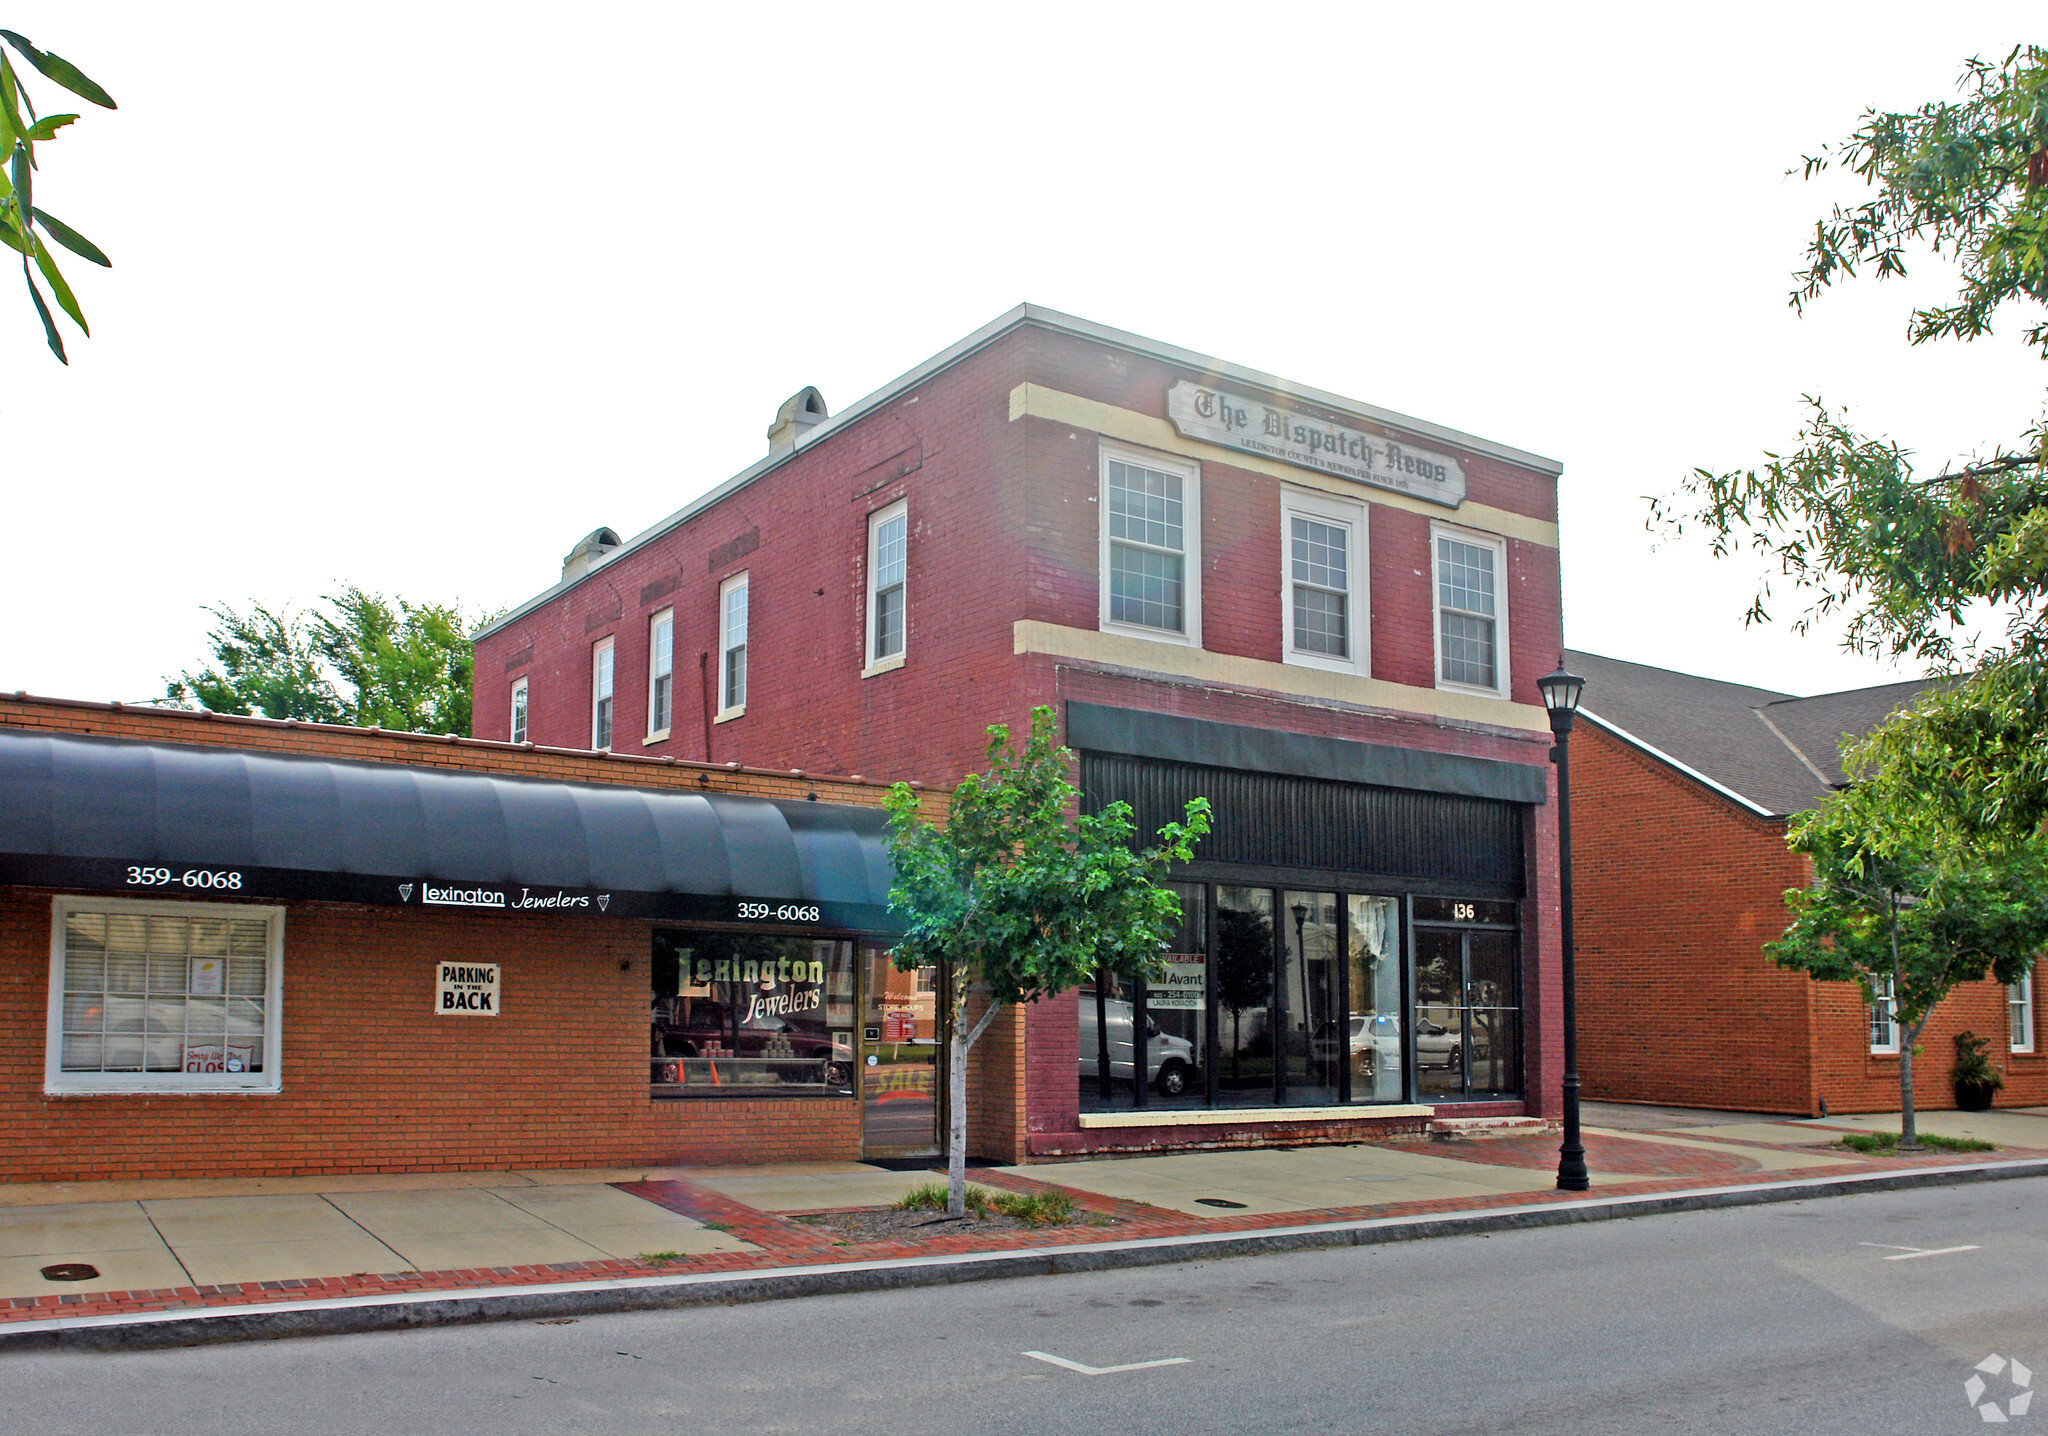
[4,3,2043,707]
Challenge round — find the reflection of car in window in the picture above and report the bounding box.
[1312,1015,1376,1078]
[1416,1019,1462,1069]
[1077,998,1199,1096]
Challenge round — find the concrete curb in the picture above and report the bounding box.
[7,1156,2045,1353]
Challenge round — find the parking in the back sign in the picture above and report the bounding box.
[436,962,501,1015]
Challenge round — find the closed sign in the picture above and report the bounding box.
[436,962,500,1016]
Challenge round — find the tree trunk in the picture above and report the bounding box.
[946,994,1005,1219]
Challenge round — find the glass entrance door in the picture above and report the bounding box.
[1414,926,1521,1099]
[858,943,941,1158]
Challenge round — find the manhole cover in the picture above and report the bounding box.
[40,1263,99,1282]
[1194,1198,1246,1209]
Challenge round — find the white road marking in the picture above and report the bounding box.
[1023,1350,1191,1376]
[1857,1242,1981,1261]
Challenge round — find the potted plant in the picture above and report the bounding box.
[1949,1031,2004,1112]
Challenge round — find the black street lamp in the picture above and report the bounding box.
[1538,662,1589,1193]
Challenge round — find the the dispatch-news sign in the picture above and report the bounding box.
[436,962,501,1016]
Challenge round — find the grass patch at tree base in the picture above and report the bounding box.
[1838,1131,1995,1155]
[894,1179,1079,1226]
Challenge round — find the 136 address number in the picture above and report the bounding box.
[127,867,243,890]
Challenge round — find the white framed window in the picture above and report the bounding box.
[2012,974,2035,1054]
[647,609,674,741]
[1431,524,1509,696]
[1282,488,1370,675]
[1099,441,1201,647]
[591,636,615,750]
[510,676,528,745]
[1869,975,1899,1054]
[865,499,908,674]
[46,896,284,1095]
[719,572,748,716]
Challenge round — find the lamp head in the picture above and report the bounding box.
[1538,663,1585,736]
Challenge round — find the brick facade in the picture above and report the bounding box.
[471,309,1568,1158]
[0,695,984,1182]
[1573,718,2048,1115]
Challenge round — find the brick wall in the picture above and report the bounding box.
[1573,719,2048,1115]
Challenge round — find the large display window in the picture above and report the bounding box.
[650,930,855,1097]
[1078,883,1518,1112]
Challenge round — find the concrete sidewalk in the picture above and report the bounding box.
[5,1104,2046,1349]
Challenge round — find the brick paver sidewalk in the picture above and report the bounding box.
[6,1121,2036,1332]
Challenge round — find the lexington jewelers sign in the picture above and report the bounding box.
[1165,381,1467,508]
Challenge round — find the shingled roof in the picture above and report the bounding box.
[1564,650,1943,819]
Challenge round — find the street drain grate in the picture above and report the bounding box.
[1194,1198,1247,1209]
[40,1263,99,1282]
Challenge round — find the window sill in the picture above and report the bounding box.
[861,653,906,679]
[1435,678,1509,701]
[713,705,745,725]
[45,1080,282,1097]
[1098,620,1202,649]
[643,729,670,746]
[1285,651,1370,678]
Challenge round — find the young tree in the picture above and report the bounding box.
[1653,46,2048,836]
[0,29,116,362]
[882,707,1209,1217]
[1769,779,2048,1146]
[164,590,483,735]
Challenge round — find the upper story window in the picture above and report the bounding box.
[591,637,614,750]
[648,610,674,739]
[510,677,528,745]
[1282,488,1369,676]
[2013,976,2035,1054]
[47,897,285,1095]
[719,573,748,715]
[866,500,908,672]
[1432,525,1508,696]
[1869,975,1899,1054]
[1100,442,1201,646]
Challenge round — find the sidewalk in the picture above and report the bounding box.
[4,1104,2045,1349]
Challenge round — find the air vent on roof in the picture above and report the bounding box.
[561,526,622,583]
[766,386,828,454]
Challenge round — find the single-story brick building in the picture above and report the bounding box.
[1568,650,2044,1116]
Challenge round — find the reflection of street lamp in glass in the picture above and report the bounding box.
[1538,662,1589,1193]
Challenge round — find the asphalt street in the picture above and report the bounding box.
[5,1177,2046,1435]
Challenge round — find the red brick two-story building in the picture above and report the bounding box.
[473,306,1569,1164]
[1569,650,2047,1116]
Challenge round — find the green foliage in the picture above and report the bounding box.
[1949,1030,2005,1090]
[893,1180,1078,1225]
[0,29,115,363]
[1654,45,2048,669]
[1770,782,2048,1035]
[882,706,1210,1019]
[164,589,483,735]
[1838,1130,1995,1155]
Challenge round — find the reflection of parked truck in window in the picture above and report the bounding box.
[1077,998,1199,1096]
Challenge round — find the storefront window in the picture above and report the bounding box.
[1214,886,1276,1105]
[649,930,854,1097]
[1282,891,1341,1105]
[1347,895,1403,1103]
[1078,882,1206,1112]
[48,898,283,1094]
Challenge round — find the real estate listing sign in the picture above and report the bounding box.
[1146,954,1207,1011]
[1166,381,1467,508]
